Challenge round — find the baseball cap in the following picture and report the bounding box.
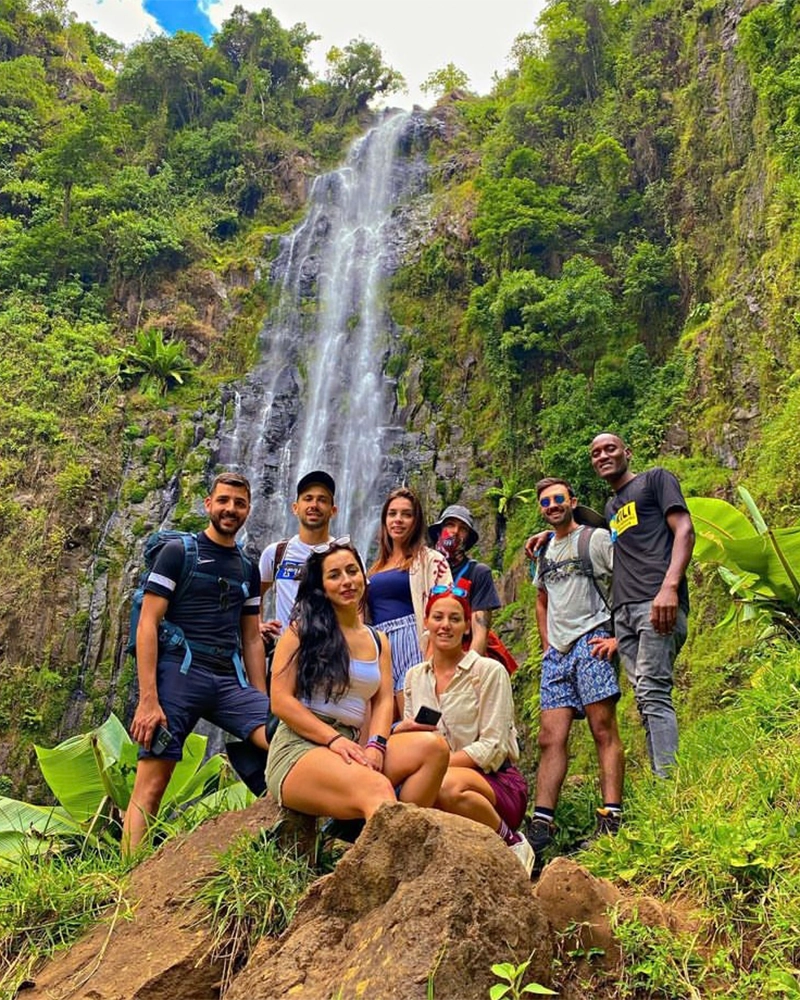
[296,470,336,498]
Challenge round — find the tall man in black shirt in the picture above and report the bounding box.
[123,472,271,853]
[589,433,695,776]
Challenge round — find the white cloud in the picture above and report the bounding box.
[68,0,160,41]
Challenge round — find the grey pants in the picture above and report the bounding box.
[615,600,688,777]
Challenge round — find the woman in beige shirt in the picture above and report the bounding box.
[397,585,535,876]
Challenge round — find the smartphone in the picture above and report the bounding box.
[150,724,173,755]
[414,705,442,726]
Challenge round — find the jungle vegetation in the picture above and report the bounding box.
[3,0,800,994]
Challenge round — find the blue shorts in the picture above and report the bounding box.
[540,630,620,718]
[139,653,271,761]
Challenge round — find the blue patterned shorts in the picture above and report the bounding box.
[540,629,620,718]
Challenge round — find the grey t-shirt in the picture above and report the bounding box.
[534,528,613,653]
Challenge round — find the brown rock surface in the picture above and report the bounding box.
[226,802,552,1000]
[535,857,623,972]
[26,797,282,1000]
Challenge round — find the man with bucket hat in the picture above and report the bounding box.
[428,504,501,655]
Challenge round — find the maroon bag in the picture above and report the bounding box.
[486,630,518,675]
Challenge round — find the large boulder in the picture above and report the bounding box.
[226,802,552,1000]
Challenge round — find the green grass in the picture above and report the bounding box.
[572,641,800,998]
[0,845,131,999]
[188,831,318,993]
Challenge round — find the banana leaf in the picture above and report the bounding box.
[687,497,758,563]
[0,797,83,862]
[35,714,135,823]
[724,528,800,605]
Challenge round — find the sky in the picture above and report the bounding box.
[66,0,545,108]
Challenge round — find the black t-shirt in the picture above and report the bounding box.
[144,531,261,670]
[453,560,501,612]
[604,468,690,613]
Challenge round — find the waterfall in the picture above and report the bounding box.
[219,110,426,561]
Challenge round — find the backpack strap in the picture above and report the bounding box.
[452,559,475,585]
[272,538,290,580]
[576,525,611,611]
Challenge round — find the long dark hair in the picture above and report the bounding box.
[289,540,368,702]
[369,486,425,574]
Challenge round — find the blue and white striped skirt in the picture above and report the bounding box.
[379,613,424,691]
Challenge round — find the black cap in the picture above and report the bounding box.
[573,504,608,529]
[296,470,336,498]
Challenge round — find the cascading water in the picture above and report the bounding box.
[219,110,428,561]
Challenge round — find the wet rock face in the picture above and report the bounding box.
[226,803,553,1000]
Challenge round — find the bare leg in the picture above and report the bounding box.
[122,757,177,856]
[384,732,449,807]
[534,707,575,810]
[281,748,398,820]
[435,766,501,830]
[584,698,625,804]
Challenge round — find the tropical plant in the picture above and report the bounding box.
[0,714,251,862]
[487,474,537,517]
[687,486,800,638]
[119,328,194,395]
[489,957,556,999]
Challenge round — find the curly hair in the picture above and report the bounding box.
[369,486,426,574]
[289,541,368,703]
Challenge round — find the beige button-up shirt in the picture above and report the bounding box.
[403,650,520,773]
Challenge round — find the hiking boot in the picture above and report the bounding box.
[509,833,536,878]
[578,808,622,850]
[526,817,556,877]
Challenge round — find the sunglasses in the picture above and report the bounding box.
[540,494,569,508]
[430,584,469,598]
[311,534,352,554]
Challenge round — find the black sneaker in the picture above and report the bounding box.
[526,816,556,876]
[578,807,622,850]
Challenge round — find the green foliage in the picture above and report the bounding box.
[687,487,800,638]
[120,328,195,396]
[580,645,800,996]
[190,832,316,993]
[421,63,471,100]
[0,714,251,861]
[0,845,130,998]
[489,958,556,999]
[325,38,406,119]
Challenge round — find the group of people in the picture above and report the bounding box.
[122,432,695,881]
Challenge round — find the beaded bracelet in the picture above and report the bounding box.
[366,739,386,754]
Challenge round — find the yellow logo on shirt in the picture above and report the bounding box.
[611,501,638,539]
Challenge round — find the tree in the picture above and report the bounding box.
[420,62,471,100]
[325,38,405,119]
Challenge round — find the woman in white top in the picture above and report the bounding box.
[267,538,448,821]
[398,585,535,875]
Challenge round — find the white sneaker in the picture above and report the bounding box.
[509,834,535,877]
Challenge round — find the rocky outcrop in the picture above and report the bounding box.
[227,803,551,1000]
[25,801,700,1000]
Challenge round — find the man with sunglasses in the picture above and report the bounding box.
[528,477,624,868]
[259,470,338,638]
[123,472,271,854]
[589,432,694,778]
[428,504,501,655]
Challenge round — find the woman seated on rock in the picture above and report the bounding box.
[397,585,535,875]
[266,537,449,820]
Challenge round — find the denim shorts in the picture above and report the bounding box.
[540,629,620,717]
[139,653,271,761]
